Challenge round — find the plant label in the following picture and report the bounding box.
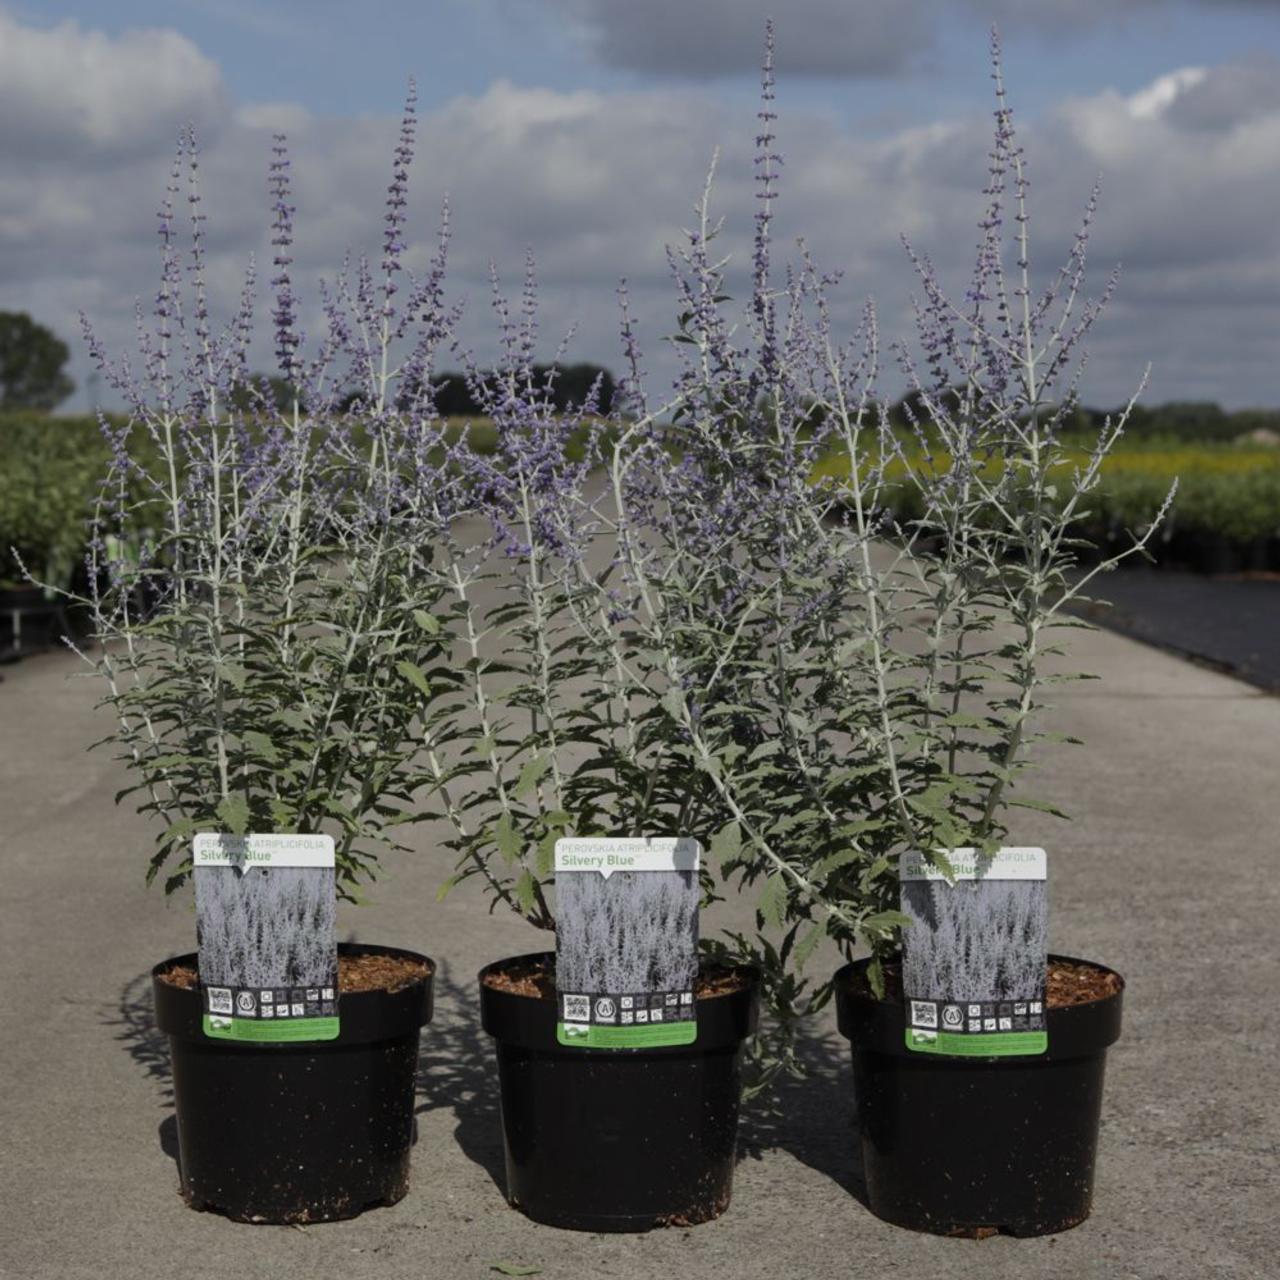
[554,836,700,1049]
[194,833,339,1043]
[900,847,1048,1057]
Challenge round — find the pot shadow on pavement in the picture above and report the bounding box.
[111,970,181,1165]
[414,962,506,1192]
[738,1029,869,1208]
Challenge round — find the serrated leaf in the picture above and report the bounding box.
[514,755,550,799]
[494,812,522,863]
[535,830,557,877]
[396,660,432,697]
[242,730,280,763]
[861,910,911,934]
[219,662,247,692]
[436,872,465,903]
[812,846,861,882]
[1008,796,1070,820]
[216,793,250,835]
[513,869,538,914]
[660,688,686,722]
[710,820,742,864]
[793,920,826,972]
[758,871,788,931]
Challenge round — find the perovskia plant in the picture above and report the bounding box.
[569,27,1175,1078]
[28,88,471,898]
[697,31,1173,1004]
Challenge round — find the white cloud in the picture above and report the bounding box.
[1128,68,1208,120]
[0,13,227,164]
[1,13,1278,412]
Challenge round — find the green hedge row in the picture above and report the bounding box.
[811,436,1280,561]
[6,414,1278,592]
[0,414,112,589]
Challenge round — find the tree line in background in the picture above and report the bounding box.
[2,309,1279,439]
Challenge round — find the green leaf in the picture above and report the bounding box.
[219,662,247,692]
[812,846,861,882]
[660,688,686,723]
[514,755,550,800]
[216,793,250,836]
[242,730,280,763]
[435,872,465,903]
[163,816,198,839]
[1008,796,1071,820]
[535,830,557,878]
[513,870,539,915]
[861,910,911,934]
[412,609,441,635]
[494,812,522,863]
[792,920,826,973]
[758,872,788,931]
[867,955,886,1000]
[396,660,432,697]
[710,820,742,865]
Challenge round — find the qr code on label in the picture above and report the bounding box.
[910,1000,938,1029]
[207,987,233,1015]
[563,994,591,1022]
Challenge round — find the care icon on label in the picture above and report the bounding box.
[235,991,256,1016]
[942,1005,963,1029]
[594,997,617,1022]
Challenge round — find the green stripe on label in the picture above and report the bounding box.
[556,1021,697,1049]
[203,1015,340,1043]
[904,1028,1047,1057]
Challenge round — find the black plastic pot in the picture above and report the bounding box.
[479,952,757,1232]
[835,953,1123,1237]
[153,942,433,1223]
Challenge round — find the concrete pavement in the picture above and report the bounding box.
[0,623,1276,1280]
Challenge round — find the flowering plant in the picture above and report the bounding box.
[638,32,1175,1028]
[35,94,467,895]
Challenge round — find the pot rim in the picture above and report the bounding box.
[479,949,758,1055]
[834,952,1123,1061]
[152,940,434,1048]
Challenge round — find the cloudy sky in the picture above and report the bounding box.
[3,1,1279,411]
